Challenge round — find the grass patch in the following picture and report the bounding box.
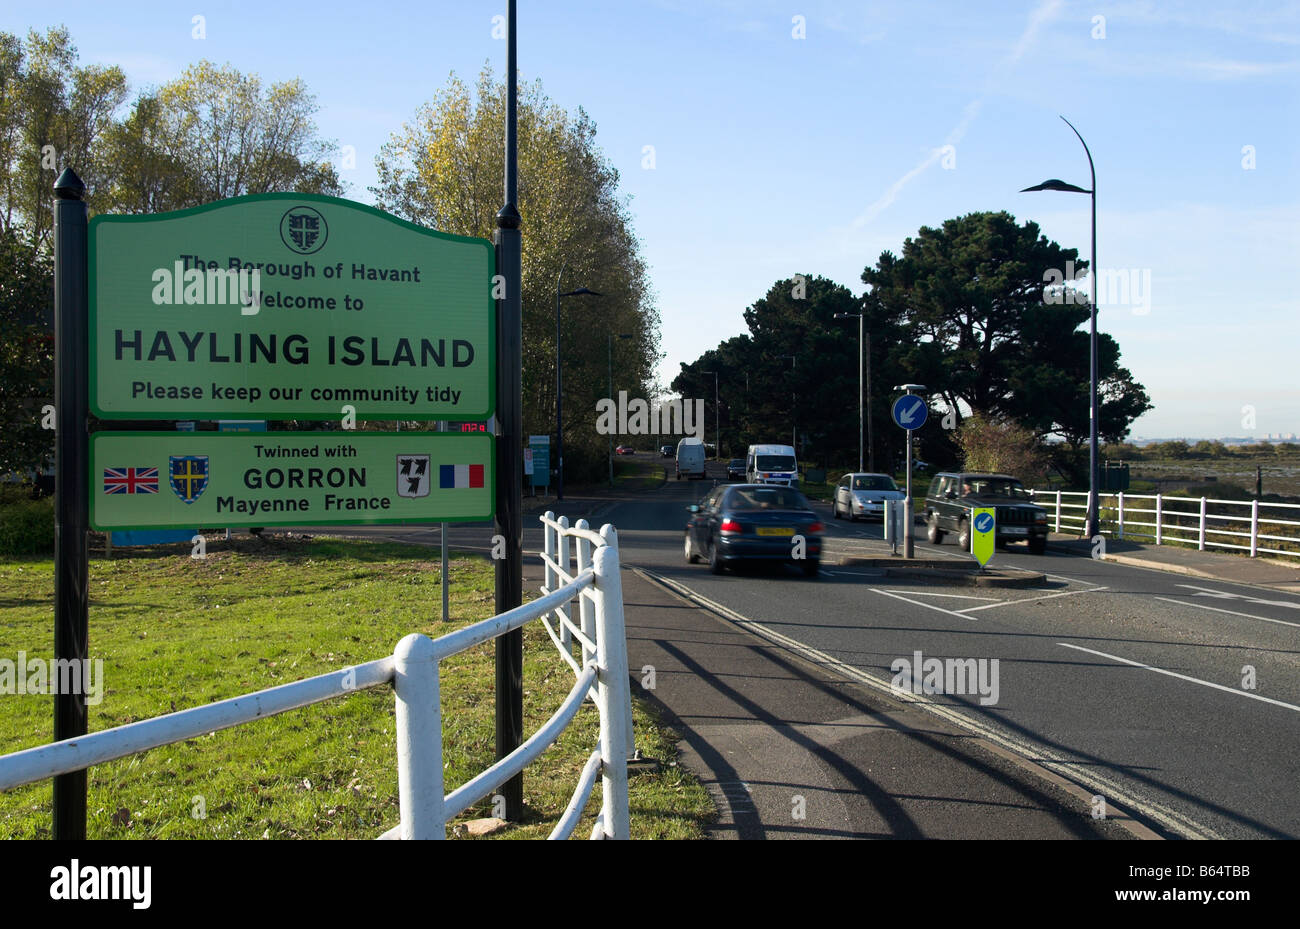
[0,534,714,839]
[612,457,667,491]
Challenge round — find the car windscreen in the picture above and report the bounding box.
[728,460,745,468]
[727,487,808,511]
[853,476,897,491]
[968,479,1030,499]
[755,455,796,471]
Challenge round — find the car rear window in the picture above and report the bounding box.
[727,487,808,511]
[853,476,897,491]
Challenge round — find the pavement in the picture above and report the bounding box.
[614,563,1148,839]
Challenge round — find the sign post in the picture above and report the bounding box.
[971,507,996,570]
[52,168,90,840]
[892,387,928,559]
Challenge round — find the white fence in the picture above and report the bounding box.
[0,516,632,840]
[1030,489,1300,561]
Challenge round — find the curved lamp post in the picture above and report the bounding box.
[1022,115,1099,540]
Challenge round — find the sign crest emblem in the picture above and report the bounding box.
[397,455,431,499]
[279,206,328,255]
[169,456,209,504]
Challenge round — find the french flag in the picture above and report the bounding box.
[439,464,485,489]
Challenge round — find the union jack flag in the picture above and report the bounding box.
[103,467,159,494]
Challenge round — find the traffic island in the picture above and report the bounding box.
[834,555,1047,588]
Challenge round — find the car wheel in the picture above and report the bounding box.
[1028,538,1047,556]
[927,514,945,545]
[685,533,700,564]
[957,517,971,552]
[802,559,820,578]
[709,541,726,575]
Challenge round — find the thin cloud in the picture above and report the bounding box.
[850,0,1063,229]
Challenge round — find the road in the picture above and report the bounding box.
[318,452,1300,839]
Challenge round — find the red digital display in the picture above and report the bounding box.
[457,422,488,433]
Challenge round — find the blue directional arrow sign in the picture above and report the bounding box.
[892,395,928,431]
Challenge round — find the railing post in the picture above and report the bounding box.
[557,516,572,652]
[1054,491,1062,532]
[394,633,444,839]
[543,510,556,595]
[1155,493,1163,545]
[1251,499,1259,557]
[593,543,630,840]
[601,524,635,761]
[1117,492,1125,540]
[1198,497,1207,551]
[575,518,596,666]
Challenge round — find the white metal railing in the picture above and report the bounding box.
[1029,489,1300,561]
[539,512,635,758]
[0,517,632,840]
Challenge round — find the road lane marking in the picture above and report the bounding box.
[871,588,979,621]
[1176,584,1300,611]
[957,587,1109,614]
[895,591,999,601]
[1044,573,1105,588]
[634,567,1215,839]
[1058,642,1300,714]
[1153,596,1300,630]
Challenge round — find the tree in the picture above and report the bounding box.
[130,61,344,207]
[0,28,127,249]
[954,414,1049,486]
[372,66,658,480]
[673,275,868,465]
[863,211,1152,481]
[0,227,53,477]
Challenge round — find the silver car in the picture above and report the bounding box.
[832,472,904,521]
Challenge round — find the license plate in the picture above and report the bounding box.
[756,527,795,537]
[1003,526,1028,535]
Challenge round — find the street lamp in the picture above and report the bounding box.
[834,311,865,472]
[555,262,601,501]
[778,354,797,453]
[700,370,719,460]
[609,332,634,487]
[1022,115,1099,539]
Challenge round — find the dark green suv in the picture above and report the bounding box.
[923,472,1049,555]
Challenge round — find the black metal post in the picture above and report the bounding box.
[53,167,89,840]
[555,264,565,501]
[865,331,874,472]
[494,0,525,823]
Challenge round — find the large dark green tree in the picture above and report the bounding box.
[673,275,864,464]
[863,211,1151,480]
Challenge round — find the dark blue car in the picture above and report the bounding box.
[684,484,823,577]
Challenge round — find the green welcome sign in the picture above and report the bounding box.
[91,432,494,530]
[90,193,495,420]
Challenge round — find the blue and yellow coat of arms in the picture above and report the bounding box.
[169,456,209,504]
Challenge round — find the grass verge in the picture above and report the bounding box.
[0,534,714,839]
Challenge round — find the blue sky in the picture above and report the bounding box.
[12,1,1299,438]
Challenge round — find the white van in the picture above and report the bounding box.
[675,437,707,480]
[746,444,798,487]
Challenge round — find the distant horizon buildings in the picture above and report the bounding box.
[1128,435,1299,446]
